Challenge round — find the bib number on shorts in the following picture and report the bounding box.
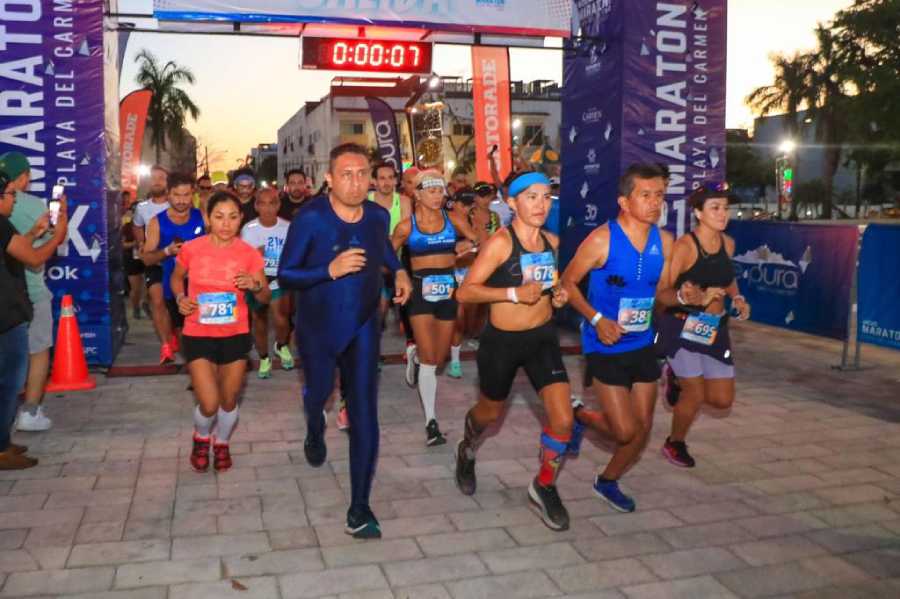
[198,292,237,325]
[520,252,557,290]
[617,297,654,332]
[422,275,454,302]
[454,268,468,286]
[681,312,721,346]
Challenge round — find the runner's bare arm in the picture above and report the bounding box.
[391,218,411,253]
[457,230,528,304]
[171,261,197,315]
[560,225,610,321]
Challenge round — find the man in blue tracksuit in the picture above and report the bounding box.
[278,143,411,539]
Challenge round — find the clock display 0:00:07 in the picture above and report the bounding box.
[304,37,432,73]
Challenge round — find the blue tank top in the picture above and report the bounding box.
[158,208,205,299]
[407,210,456,257]
[582,220,664,355]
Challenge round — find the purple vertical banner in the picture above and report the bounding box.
[560,0,624,269]
[365,96,403,174]
[560,0,726,270]
[0,1,122,365]
[622,1,727,238]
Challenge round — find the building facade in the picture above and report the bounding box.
[277,76,561,186]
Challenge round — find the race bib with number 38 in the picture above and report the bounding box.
[198,292,238,325]
[520,252,556,290]
[422,275,455,302]
[680,312,721,346]
[617,297,654,332]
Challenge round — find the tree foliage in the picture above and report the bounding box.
[746,0,900,218]
[135,49,201,164]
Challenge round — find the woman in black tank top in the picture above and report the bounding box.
[656,182,751,469]
[452,172,576,532]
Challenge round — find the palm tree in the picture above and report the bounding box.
[802,25,853,219]
[746,52,812,220]
[134,49,200,164]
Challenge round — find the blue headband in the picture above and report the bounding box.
[507,172,551,198]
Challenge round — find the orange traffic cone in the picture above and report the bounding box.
[45,295,96,392]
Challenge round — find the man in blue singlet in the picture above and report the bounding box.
[143,172,206,357]
[278,143,412,539]
[561,163,674,514]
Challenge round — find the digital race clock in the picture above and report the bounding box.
[301,37,433,74]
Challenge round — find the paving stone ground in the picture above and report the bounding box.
[3,319,900,598]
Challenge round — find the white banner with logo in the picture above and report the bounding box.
[153,1,570,37]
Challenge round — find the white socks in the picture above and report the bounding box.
[193,406,214,438]
[450,345,461,364]
[418,363,437,423]
[193,405,239,442]
[216,406,239,443]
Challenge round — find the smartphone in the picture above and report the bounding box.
[52,185,64,200]
[48,200,61,226]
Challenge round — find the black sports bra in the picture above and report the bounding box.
[485,227,556,295]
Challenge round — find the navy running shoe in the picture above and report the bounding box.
[593,476,636,513]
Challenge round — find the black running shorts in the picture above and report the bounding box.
[477,321,569,400]
[182,333,251,365]
[585,344,661,389]
[165,298,185,330]
[408,268,458,321]
[144,264,163,288]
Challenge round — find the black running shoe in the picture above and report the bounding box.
[662,363,681,407]
[304,433,327,467]
[426,419,446,446]
[661,437,696,468]
[455,440,476,495]
[528,477,570,531]
[345,505,382,539]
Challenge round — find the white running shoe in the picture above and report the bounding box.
[17,406,53,432]
[404,345,419,388]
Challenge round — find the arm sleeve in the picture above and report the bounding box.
[277,216,331,289]
[383,237,401,272]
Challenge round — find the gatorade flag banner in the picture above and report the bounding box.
[153,1,572,37]
[0,0,124,365]
[365,97,402,174]
[472,46,512,183]
[857,224,900,350]
[560,0,727,269]
[728,221,859,341]
[120,90,153,197]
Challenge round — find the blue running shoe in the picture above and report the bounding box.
[345,505,382,539]
[593,476,636,513]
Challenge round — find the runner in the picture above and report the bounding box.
[391,169,478,446]
[232,168,258,227]
[398,166,420,370]
[278,143,412,539]
[368,161,412,324]
[196,174,213,213]
[656,182,750,467]
[170,191,269,473]
[120,192,146,321]
[560,163,673,514]
[454,171,573,530]
[448,182,502,378]
[134,165,175,363]
[241,187,293,379]
[142,173,206,357]
[278,169,310,222]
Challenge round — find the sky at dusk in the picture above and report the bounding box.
[117,0,852,172]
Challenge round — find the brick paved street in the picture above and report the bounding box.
[2,321,900,598]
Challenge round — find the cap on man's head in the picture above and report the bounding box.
[0,152,30,180]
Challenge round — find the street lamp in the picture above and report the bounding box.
[137,164,151,177]
[776,139,795,220]
[512,118,522,130]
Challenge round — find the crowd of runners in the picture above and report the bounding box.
[1,143,750,540]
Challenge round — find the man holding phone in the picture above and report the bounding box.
[142,173,205,362]
[0,152,67,432]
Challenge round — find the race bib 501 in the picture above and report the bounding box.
[422,275,454,303]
